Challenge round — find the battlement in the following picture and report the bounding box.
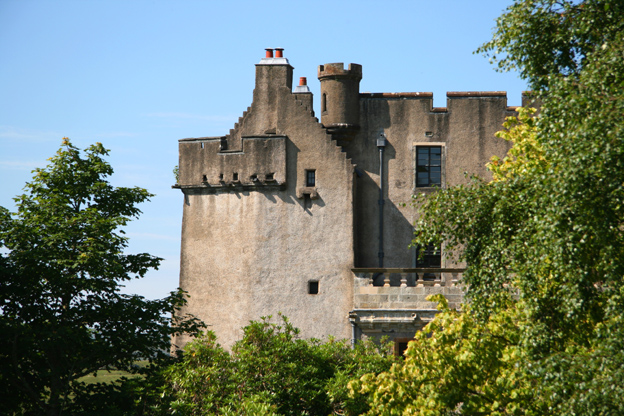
[360,90,523,114]
[177,135,286,192]
[318,63,362,80]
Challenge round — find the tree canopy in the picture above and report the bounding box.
[0,139,204,415]
[160,315,397,416]
[357,0,624,414]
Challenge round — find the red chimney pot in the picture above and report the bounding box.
[265,48,274,58]
[299,77,307,86]
[275,48,284,58]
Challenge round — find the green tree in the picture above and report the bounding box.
[351,295,534,416]
[0,139,204,416]
[162,315,397,416]
[358,0,624,414]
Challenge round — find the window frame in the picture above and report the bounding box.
[415,243,442,268]
[305,169,316,187]
[413,143,445,189]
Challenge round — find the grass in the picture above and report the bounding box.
[79,361,148,384]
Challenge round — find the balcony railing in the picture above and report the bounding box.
[351,267,467,312]
[352,267,465,287]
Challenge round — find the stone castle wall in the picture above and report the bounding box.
[176,50,519,349]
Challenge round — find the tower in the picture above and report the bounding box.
[175,49,356,349]
[318,63,362,142]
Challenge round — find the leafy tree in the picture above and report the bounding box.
[476,0,624,90]
[0,139,204,416]
[357,0,624,414]
[164,331,235,415]
[230,315,336,416]
[162,315,397,416]
[351,295,535,416]
[325,335,398,416]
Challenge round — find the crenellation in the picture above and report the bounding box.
[178,136,287,190]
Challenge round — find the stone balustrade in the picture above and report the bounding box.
[352,268,466,311]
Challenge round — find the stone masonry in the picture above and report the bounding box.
[174,48,524,350]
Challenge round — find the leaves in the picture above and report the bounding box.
[162,315,398,416]
[354,296,534,416]
[361,1,624,414]
[0,139,205,415]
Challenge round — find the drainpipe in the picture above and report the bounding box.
[377,132,387,268]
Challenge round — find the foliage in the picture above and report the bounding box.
[487,107,542,182]
[164,331,235,415]
[162,315,398,416]
[351,295,535,415]
[0,139,204,416]
[476,0,624,91]
[358,0,624,414]
[325,335,398,416]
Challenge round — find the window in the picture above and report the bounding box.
[416,146,442,187]
[308,281,319,294]
[394,338,413,357]
[416,243,441,268]
[322,93,327,113]
[305,170,316,187]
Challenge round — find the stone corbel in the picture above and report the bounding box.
[296,187,319,199]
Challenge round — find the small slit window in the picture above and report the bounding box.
[233,172,239,181]
[308,281,319,295]
[266,173,274,181]
[305,170,316,187]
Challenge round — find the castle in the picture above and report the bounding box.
[174,48,523,352]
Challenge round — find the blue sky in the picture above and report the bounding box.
[0,0,526,300]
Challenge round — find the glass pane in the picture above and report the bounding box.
[428,254,441,267]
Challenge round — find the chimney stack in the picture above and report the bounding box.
[294,76,311,94]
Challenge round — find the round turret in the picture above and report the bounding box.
[318,63,362,140]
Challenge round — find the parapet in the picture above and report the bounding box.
[176,135,286,192]
[318,63,362,80]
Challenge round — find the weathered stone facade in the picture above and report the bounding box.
[174,49,523,349]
